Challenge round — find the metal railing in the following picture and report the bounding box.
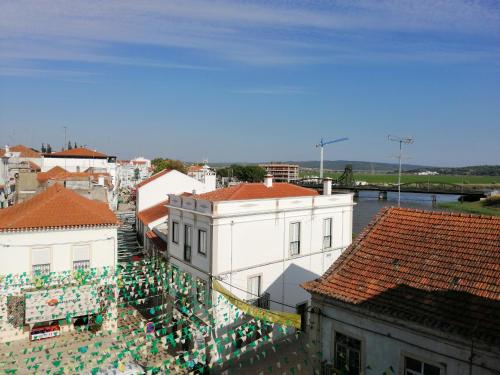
[73,260,90,271]
[32,263,50,275]
[184,245,191,262]
[290,241,300,255]
[248,292,270,310]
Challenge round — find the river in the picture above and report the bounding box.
[352,191,460,234]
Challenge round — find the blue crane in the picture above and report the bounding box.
[315,137,348,179]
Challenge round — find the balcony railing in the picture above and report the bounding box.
[290,241,300,255]
[73,260,90,271]
[184,245,191,262]
[248,292,270,310]
[32,263,50,276]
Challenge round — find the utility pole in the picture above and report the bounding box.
[388,135,414,207]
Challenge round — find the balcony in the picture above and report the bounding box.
[248,292,270,310]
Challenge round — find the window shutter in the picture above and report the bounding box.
[73,245,91,261]
[32,248,50,265]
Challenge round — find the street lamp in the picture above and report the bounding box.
[388,135,414,207]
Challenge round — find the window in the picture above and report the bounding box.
[196,278,207,304]
[289,222,301,255]
[323,218,332,249]
[73,244,90,270]
[184,225,192,262]
[247,275,261,300]
[31,248,51,275]
[404,356,441,375]
[172,221,179,244]
[334,332,361,375]
[198,229,207,255]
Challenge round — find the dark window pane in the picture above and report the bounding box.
[424,363,441,375]
[405,357,422,372]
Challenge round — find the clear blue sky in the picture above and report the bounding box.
[1,1,499,166]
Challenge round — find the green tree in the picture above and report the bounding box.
[68,141,72,150]
[217,164,266,182]
[152,158,187,174]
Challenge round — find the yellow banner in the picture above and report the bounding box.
[212,279,301,329]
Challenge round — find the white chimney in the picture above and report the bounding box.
[264,174,273,188]
[4,145,9,154]
[323,177,332,195]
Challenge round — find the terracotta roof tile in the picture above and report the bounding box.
[138,200,169,225]
[146,230,168,252]
[136,169,171,188]
[302,207,500,344]
[47,147,107,158]
[0,184,119,231]
[0,145,41,158]
[194,182,318,202]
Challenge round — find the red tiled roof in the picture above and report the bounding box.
[47,147,107,158]
[302,207,500,344]
[188,165,204,172]
[37,166,110,186]
[145,230,168,252]
[0,145,41,158]
[29,161,41,171]
[138,200,169,225]
[136,169,171,188]
[0,184,119,231]
[194,182,318,202]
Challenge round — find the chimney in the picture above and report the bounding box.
[264,174,273,188]
[4,145,9,154]
[323,177,332,195]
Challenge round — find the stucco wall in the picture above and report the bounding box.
[0,227,118,276]
[313,299,500,375]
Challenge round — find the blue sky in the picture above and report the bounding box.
[1,0,499,166]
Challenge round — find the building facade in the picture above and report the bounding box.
[0,184,119,343]
[117,157,152,190]
[260,163,299,182]
[187,164,217,191]
[302,207,500,375]
[166,177,354,352]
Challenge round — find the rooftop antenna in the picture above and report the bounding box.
[388,135,414,207]
[315,137,348,179]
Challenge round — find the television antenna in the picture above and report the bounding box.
[387,135,414,207]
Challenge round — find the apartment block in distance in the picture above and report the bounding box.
[260,163,299,182]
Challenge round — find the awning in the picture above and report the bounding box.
[212,279,301,329]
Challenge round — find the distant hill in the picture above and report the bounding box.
[209,161,500,175]
[286,160,431,172]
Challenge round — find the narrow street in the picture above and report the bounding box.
[117,211,144,263]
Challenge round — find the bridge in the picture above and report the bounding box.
[294,165,489,199]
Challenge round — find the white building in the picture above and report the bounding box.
[42,147,117,188]
[117,157,152,190]
[166,176,354,347]
[302,207,500,375]
[0,184,119,343]
[0,145,42,207]
[187,164,217,192]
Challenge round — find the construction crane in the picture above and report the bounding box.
[316,137,348,179]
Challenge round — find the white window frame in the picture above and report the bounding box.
[172,221,179,244]
[402,353,445,375]
[289,222,301,256]
[184,225,192,262]
[72,243,91,271]
[31,247,51,275]
[247,274,262,300]
[323,218,332,249]
[198,229,207,256]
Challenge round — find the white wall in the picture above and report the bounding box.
[0,227,118,276]
[42,157,109,173]
[136,170,215,212]
[315,299,500,375]
[167,192,354,313]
